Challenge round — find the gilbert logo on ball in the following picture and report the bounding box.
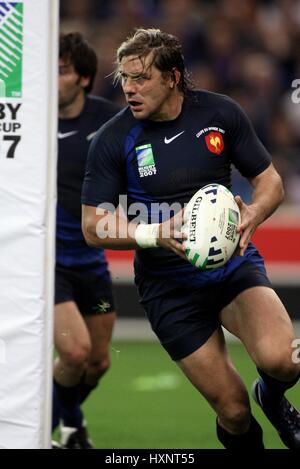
[182,184,240,270]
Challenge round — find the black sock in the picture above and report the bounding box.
[79,382,97,404]
[52,383,61,432]
[216,415,264,449]
[54,379,83,428]
[257,367,300,403]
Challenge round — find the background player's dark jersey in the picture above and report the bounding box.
[57,95,121,270]
[82,90,271,287]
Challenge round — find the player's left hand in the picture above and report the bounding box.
[235,195,261,256]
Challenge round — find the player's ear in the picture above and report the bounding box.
[170,68,181,88]
[80,76,90,90]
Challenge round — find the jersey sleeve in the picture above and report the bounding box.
[81,127,125,210]
[223,98,271,178]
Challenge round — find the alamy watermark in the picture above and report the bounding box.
[291,79,300,104]
[291,339,300,364]
[95,195,186,239]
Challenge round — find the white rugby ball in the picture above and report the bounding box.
[182,184,240,270]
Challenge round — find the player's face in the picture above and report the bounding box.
[59,59,86,109]
[119,54,174,121]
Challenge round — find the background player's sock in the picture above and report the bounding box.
[216,415,264,449]
[54,379,83,428]
[52,383,61,431]
[257,367,300,404]
[79,381,97,404]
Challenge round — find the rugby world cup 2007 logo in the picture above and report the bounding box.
[135,143,157,178]
[0,2,23,98]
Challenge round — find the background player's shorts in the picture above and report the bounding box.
[55,264,115,315]
[135,261,272,361]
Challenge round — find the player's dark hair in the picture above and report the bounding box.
[59,32,97,94]
[115,28,193,94]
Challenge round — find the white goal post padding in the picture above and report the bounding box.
[0,0,58,448]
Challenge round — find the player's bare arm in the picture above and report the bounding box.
[82,204,138,249]
[82,204,186,258]
[235,163,284,256]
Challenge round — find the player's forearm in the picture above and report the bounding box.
[236,166,284,256]
[82,208,139,249]
[250,167,284,226]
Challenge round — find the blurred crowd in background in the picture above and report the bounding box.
[60,0,300,207]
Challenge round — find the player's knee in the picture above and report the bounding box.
[275,361,299,382]
[258,349,299,382]
[264,360,299,382]
[98,356,111,375]
[88,356,111,380]
[62,342,92,369]
[218,401,251,433]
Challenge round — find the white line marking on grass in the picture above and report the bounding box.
[132,372,181,392]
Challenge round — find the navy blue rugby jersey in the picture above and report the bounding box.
[57,95,121,270]
[82,90,271,286]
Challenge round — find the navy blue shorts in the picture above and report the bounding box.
[136,261,272,361]
[55,264,115,315]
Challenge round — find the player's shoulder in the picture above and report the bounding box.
[190,90,247,131]
[94,106,136,140]
[188,89,240,113]
[89,106,135,154]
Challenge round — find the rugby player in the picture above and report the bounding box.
[53,32,120,449]
[82,28,300,449]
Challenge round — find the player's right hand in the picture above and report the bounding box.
[157,209,187,259]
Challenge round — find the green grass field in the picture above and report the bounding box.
[80,340,299,449]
